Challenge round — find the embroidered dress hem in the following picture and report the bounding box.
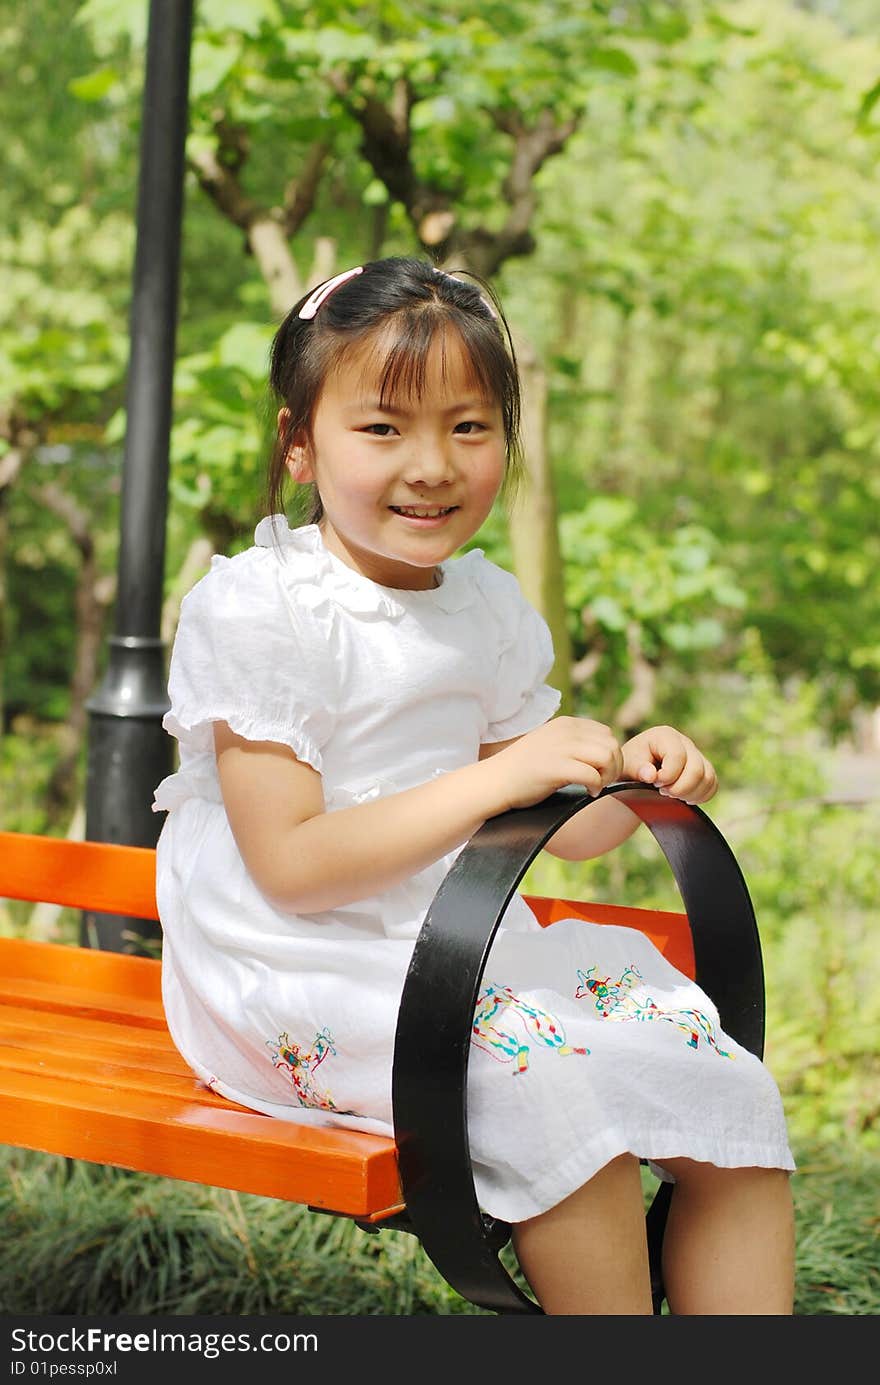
[188,1066,395,1140]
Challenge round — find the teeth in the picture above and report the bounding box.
[394,506,452,518]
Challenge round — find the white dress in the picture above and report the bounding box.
[154,518,795,1223]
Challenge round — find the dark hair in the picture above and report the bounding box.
[264,256,522,523]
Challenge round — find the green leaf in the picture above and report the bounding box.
[74,0,148,49]
[198,0,280,36]
[281,27,378,65]
[190,36,242,100]
[664,618,724,651]
[590,594,628,631]
[583,496,636,532]
[215,322,274,375]
[713,583,748,610]
[67,67,119,102]
[362,178,389,206]
[587,48,639,78]
[857,77,880,129]
[104,409,126,445]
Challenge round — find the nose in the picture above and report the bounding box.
[402,433,454,488]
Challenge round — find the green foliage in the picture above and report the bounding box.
[788,1145,880,1315]
[71,0,683,258]
[513,0,880,729]
[25,0,873,736]
[3,446,118,726]
[0,1153,483,1315]
[1,1142,875,1313]
[559,497,746,722]
[0,3,136,440]
[164,322,277,530]
[0,730,64,836]
[717,666,880,1154]
[0,208,131,422]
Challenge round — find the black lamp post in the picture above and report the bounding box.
[82,0,194,953]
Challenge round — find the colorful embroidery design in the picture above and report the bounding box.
[267,1027,340,1108]
[574,965,733,1058]
[471,984,589,1073]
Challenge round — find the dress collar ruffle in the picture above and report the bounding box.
[253,515,478,618]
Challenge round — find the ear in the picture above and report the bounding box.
[278,407,316,484]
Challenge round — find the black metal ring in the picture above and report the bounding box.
[391,782,765,1314]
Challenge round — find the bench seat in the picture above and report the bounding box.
[0,897,692,1222]
[0,934,404,1220]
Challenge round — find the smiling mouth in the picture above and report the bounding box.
[389,505,458,518]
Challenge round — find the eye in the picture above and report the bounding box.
[361,422,398,437]
[453,420,488,435]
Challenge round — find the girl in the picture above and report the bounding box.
[153,256,796,1315]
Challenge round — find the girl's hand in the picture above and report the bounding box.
[483,716,624,810]
[621,726,717,804]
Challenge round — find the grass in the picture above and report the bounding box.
[0,1142,876,1316]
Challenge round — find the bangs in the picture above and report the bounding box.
[333,311,505,411]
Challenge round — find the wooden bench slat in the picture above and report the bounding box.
[0,1066,402,1218]
[0,1040,238,1108]
[1,1003,196,1075]
[0,935,161,998]
[0,832,158,919]
[0,976,166,1029]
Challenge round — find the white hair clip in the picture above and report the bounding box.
[298,265,364,320]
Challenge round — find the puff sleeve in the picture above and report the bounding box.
[477,558,562,742]
[162,552,335,773]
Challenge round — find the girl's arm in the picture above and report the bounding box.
[213,715,626,914]
[516,723,718,861]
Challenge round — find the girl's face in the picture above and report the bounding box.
[286,328,506,590]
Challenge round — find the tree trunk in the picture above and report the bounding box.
[39,482,115,827]
[604,308,633,469]
[507,334,573,713]
[0,439,30,728]
[248,215,304,318]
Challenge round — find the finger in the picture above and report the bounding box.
[660,756,716,802]
[654,746,689,787]
[573,763,605,796]
[575,727,621,765]
[687,760,718,803]
[596,747,625,788]
[567,758,617,796]
[571,732,622,779]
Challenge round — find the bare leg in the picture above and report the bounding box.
[659,1158,795,1315]
[511,1153,653,1314]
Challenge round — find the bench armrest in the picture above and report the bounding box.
[391,782,764,1313]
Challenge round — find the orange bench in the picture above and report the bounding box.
[0,784,765,1314]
